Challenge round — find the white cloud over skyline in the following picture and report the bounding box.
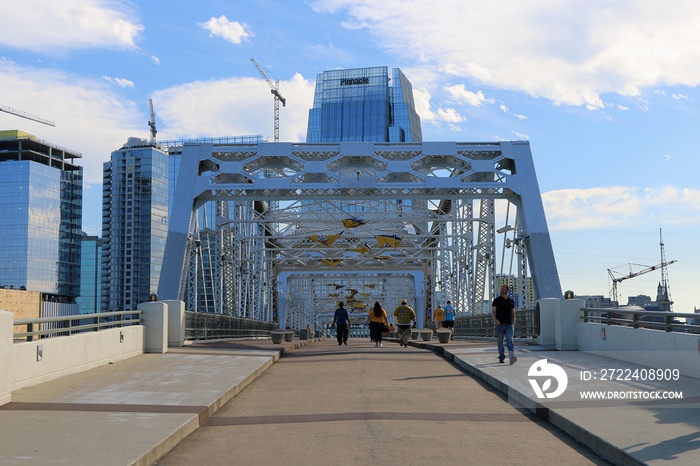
[200,15,254,44]
[311,0,700,109]
[0,0,143,51]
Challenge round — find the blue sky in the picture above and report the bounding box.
[1,0,699,313]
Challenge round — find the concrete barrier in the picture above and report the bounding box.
[163,300,185,347]
[0,311,12,405]
[271,330,285,344]
[139,301,168,353]
[437,328,451,343]
[420,329,433,341]
[11,326,143,391]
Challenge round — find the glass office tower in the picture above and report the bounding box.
[307,67,422,143]
[77,234,102,314]
[0,130,83,300]
[101,138,168,311]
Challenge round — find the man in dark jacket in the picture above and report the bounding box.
[491,284,517,364]
[333,302,351,345]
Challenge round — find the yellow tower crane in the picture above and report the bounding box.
[250,58,286,142]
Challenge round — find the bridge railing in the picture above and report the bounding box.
[581,308,700,334]
[453,307,539,339]
[185,311,277,340]
[13,311,142,342]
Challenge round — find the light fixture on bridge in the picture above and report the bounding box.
[496,225,515,234]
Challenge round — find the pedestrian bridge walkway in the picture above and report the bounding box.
[1,336,697,466]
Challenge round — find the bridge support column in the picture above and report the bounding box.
[0,310,11,406]
[277,273,289,330]
[410,271,425,329]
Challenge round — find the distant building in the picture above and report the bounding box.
[0,130,82,301]
[76,234,102,314]
[627,294,652,308]
[101,138,168,311]
[575,295,615,308]
[494,275,535,309]
[306,66,422,143]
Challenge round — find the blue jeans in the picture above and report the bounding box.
[496,324,514,360]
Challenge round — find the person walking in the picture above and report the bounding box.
[443,300,456,339]
[433,304,445,329]
[491,284,517,364]
[366,301,388,347]
[332,302,351,346]
[394,299,416,347]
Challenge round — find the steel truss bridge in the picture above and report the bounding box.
[158,141,561,330]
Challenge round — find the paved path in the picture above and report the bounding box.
[155,338,606,466]
[1,336,698,465]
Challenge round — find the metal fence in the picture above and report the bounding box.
[581,308,700,334]
[13,311,142,341]
[453,307,540,339]
[185,311,277,340]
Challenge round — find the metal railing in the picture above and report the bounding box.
[581,308,700,334]
[13,311,142,341]
[185,311,277,340]
[453,307,539,339]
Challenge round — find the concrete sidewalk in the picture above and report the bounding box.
[0,339,313,466]
[417,338,700,466]
[1,336,697,465]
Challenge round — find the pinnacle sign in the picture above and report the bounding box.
[340,77,369,86]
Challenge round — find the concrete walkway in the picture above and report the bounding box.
[0,336,697,465]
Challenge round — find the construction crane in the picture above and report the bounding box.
[658,228,673,311]
[148,98,157,143]
[250,58,286,142]
[608,259,677,309]
[0,103,55,127]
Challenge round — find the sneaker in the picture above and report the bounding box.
[379,342,382,347]
[509,356,517,365]
[374,343,379,347]
[498,359,505,364]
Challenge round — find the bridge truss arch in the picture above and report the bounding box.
[158,141,561,329]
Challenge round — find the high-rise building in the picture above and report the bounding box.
[306,66,422,143]
[101,138,168,311]
[0,130,82,300]
[77,233,102,314]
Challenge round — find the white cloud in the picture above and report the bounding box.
[311,0,700,109]
[0,0,143,52]
[435,108,465,123]
[444,84,493,107]
[102,76,135,89]
[200,15,253,44]
[0,60,142,184]
[542,186,700,231]
[152,73,314,143]
[151,55,161,66]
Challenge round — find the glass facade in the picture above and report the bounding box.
[77,234,102,314]
[101,139,169,311]
[0,132,82,299]
[306,67,422,143]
